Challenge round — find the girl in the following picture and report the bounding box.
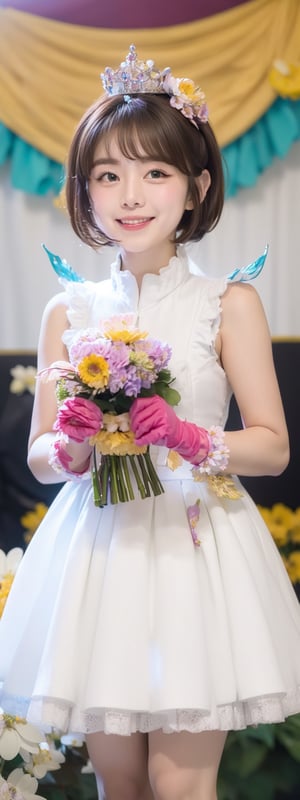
[1,45,300,800]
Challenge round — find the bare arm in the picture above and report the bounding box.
[219,283,289,477]
[28,294,92,483]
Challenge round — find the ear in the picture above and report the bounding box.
[196,169,211,203]
[185,169,211,209]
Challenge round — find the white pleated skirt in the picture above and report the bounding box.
[1,457,300,736]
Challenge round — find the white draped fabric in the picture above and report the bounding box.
[0,140,299,350]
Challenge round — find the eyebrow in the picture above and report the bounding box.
[91,156,165,168]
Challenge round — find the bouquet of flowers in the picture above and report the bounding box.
[42,315,180,506]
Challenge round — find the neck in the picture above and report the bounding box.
[120,243,177,286]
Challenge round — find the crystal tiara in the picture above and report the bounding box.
[101,44,209,126]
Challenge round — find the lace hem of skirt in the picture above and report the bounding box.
[2,690,300,736]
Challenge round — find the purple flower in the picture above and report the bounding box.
[134,339,172,371]
[107,341,129,371]
[70,339,111,366]
[123,366,142,397]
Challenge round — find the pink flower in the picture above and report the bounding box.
[54,397,103,442]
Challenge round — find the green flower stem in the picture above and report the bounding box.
[99,455,109,506]
[115,455,129,503]
[93,449,164,505]
[92,447,104,507]
[120,455,135,501]
[138,454,151,497]
[144,449,165,495]
[110,455,119,504]
[129,455,147,499]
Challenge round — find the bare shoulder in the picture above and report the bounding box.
[42,290,69,319]
[37,292,71,366]
[39,291,69,334]
[222,281,264,312]
[221,282,269,334]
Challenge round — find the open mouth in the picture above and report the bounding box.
[117,217,154,230]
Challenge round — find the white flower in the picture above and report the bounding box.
[2,769,46,800]
[81,758,95,774]
[21,743,65,780]
[0,549,23,580]
[9,365,37,396]
[103,412,130,433]
[0,774,23,800]
[0,715,44,761]
[60,733,84,747]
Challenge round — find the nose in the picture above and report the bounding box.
[121,175,145,209]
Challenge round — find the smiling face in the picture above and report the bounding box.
[66,94,224,252]
[88,136,194,270]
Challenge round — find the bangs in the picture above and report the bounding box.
[83,95,206,178]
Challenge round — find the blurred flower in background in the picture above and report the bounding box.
[9,365,37,396]
[20,504,48,545]
[258,503,300,584]
[0,548,23,617]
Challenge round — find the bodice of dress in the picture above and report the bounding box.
[62,248,232,430]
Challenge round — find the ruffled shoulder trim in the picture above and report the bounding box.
[60,280,97,348]
[191,245,268,348]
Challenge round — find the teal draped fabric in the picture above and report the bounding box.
[223,98,300,196]
[0,123,64,195]
[0,97,299,198]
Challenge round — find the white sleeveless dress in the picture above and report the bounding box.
[1,249,300,736]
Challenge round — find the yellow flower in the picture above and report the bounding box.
[258,503,296,547]
[257,504,300,584]
[271,503,296,528]
[104,328,147,344]
[90,429,147,456]
[0,548,23,616]
[77,355,109,389]
[269,60,300,100]
[178,78,197,99]
[285,552,300,584]
[20,503,48,544]
[289,524,300,544]
[0,573,14,617]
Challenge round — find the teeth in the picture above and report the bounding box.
[121,219,149,225]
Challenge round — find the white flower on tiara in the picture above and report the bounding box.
[162,73,209,126]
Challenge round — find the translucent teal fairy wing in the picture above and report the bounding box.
[42,244,85,282]
[227,244,268,283]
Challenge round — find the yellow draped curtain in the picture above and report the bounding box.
[0,0,299,164]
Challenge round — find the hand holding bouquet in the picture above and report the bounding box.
[41,315,180,506]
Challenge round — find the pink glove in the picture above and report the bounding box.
[129,396,210,464]
[53,396,103,442]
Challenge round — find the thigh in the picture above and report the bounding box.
[148,729,227,800]
[86,731,151,800]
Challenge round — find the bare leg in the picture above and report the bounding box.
[148,729,227,800]
[86,731,154,800]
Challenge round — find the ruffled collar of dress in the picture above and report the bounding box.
[110,246,191,310]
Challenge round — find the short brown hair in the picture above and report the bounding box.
[66,93,224,249]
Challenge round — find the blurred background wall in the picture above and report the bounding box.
[0,0,299,347]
